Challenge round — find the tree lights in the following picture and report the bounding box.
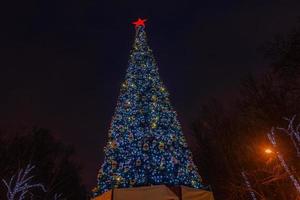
[94,20,203,196]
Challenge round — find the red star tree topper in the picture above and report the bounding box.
[132,18,147,28]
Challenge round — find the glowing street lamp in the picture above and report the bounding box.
[264,148,273,154]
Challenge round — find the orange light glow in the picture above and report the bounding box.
[265,148,273,154]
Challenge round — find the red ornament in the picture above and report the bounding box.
[132,18,147,28]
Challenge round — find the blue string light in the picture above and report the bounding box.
[94,24,203,196]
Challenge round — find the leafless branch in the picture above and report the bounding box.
[2,164,46,200]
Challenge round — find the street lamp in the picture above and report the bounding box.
[264,148,273,154]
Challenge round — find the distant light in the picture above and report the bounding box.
[265,148,273,154]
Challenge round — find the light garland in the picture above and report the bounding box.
[267,129,300,194]
[277,116,300,157]
[94,21,203,196]
[241,171,257,200]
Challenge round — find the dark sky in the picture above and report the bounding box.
[1,0,300,189]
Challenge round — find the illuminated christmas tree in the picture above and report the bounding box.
[94,18,203,196]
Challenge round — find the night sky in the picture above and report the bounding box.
[1,0,300,189]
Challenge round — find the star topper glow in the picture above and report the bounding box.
[132,18,147,28]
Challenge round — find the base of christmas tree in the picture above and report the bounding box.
[92,185,214,200]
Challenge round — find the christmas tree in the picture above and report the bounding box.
[95,18,203,196]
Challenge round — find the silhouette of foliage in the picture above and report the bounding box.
[0,128,88,200]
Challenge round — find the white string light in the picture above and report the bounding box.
[267,129,300,194]
[2,164,46,200]
[241,171,257,200]
[277,116,300,157]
